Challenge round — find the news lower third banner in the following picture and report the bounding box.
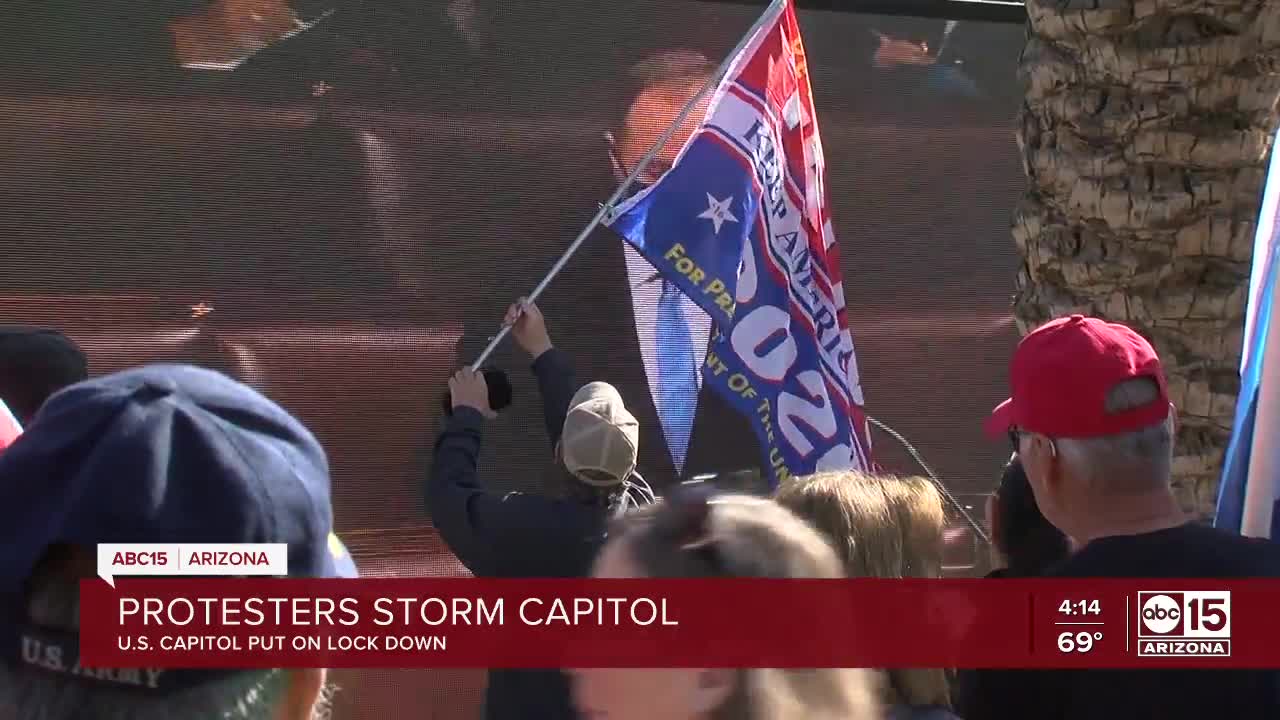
[70,578,1280,669]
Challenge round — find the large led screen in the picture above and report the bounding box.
[0,2,1025,717]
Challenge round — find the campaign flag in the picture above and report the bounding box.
[604,0,871,485]
[0,398,21,453]
[1215,127,1280,538]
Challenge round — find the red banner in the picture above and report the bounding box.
[69,578,1278,669]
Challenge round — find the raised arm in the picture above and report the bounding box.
[423,370,501,574]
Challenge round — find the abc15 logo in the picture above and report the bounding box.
[1137,591,1230,639]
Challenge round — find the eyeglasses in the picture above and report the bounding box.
[1008,427,1058,459]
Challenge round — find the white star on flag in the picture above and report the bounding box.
[698,193,738,235]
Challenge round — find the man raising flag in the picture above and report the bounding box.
[603,0,872,485]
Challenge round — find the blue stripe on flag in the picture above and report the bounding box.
[1214,128,1280,537]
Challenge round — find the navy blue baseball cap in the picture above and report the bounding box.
[0,364,357,693]
[0,363,357,592]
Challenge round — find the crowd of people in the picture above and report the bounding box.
[1,306,1280,720]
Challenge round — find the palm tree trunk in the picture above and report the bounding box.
[1014,0,1280,517]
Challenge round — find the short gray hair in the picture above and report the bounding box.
[1056,378,1173,485]
[0,559,333,720]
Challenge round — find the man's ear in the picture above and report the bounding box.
[1021,435,1056,498]
[1039,436,1067,499]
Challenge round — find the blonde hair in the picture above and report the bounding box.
[776,472,952,709]
[608,492,881,720]
[880,475,947,579]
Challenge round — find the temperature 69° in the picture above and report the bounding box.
[1058,631,1102,653]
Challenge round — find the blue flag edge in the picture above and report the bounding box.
[1214,137,1280,533]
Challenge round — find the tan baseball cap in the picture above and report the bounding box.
[560,382,639,486]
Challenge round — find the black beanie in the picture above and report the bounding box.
[0,328,89,424]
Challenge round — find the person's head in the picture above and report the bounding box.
[557,382,639,512]
[0,363,357,719]
[573,487,880,720]
[0,328,88,425]
[169,0,302,70]
[775,472,951,709]
[775,472,901,579]
[609,49,717,186]
[878,475,947,580]
[989,455,1071,576]
[986,315,1179,543]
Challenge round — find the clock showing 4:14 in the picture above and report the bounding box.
[1058,599,1101,616]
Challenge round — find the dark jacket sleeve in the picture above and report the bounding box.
[531,347,580,449]
[425,406,506,575]
[424,348,583,576]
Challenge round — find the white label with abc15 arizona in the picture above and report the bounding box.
[1136,591,1230,657]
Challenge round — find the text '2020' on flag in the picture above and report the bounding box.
[1215,126,1280,539]
[604,0,871,485]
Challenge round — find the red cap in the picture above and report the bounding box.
[985,315,1170,439]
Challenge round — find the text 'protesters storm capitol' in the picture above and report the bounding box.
[88,594,677,658]
[114,595,679,630]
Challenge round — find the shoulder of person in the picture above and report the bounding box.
[487,493,608,576]
[491,492,607,541]
[1213,527,1280,576]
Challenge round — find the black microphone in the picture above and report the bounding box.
[441,367,513,416]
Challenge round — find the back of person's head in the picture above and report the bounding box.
[985,315,1177,539]
[0,363,356,720]
[574,487,880,720]
[558,382,640,512]
[776,472,951,710]
[1053,376,1174,488]
[878,475,947,579]
[629,49,716,96]
[0,328,88,425]
[992,456,1071,576]
[775,471,901,579]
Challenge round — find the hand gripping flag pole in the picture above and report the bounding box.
[469,0,787,371]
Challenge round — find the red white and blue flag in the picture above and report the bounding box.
[1215,125,1280,539]
[605,0,872,484]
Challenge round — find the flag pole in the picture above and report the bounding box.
[470,0,787,370]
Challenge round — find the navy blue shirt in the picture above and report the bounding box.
[959,523,1280,720]
[426,348,605,720]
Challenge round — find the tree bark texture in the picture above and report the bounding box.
[1014,0,1280,517]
